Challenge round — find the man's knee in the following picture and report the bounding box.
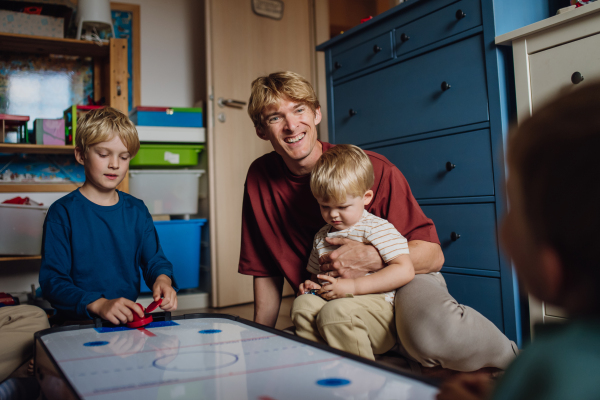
[394,274,460,362]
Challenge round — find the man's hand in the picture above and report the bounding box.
[152,274,178,311]
[87,297,144,325]
[319,237,384,278]
[298,280,321,297]
[317,275,356,300]
[436,373,493,400]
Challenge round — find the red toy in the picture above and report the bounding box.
[126,299,162,329]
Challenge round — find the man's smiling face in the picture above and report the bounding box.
[256,97,322,175]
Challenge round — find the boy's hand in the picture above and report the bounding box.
[317,275,356,300]
[298,280,321,297]
[87,297,144,325]
[436,373,493,400]
[152,274,178,311]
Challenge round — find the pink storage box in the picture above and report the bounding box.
[34,119,65,145]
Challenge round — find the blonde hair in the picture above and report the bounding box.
[76,107,140,156]
[248,71,320,127]
[310,144,374,203]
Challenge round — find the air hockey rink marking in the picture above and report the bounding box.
[40,317,438,399]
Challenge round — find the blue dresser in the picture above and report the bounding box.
[317,0,553,346]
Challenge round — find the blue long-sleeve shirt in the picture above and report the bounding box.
[39,189,177,320]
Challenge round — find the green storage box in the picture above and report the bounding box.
[130,144,204,167]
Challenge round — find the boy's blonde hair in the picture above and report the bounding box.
[76,107,140,156]
[310,144,374,203]
[248,71,320,127]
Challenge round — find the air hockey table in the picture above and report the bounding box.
[34,312,439,399]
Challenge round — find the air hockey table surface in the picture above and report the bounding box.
[35,313,439,400]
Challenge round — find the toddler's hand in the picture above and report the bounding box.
[298,280,321,297]
[87,297,144,325]
[152,274,178,311]
[318,275,356,300]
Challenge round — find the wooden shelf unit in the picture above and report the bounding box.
[1,34,129,262]
[0,144,75,154]
[0,32,110,57]
[0,255,41,262]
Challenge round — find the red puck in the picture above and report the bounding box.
[145,298,162,313]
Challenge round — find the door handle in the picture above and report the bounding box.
[218,98,247,109]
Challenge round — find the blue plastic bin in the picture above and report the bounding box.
[140,219,207,293]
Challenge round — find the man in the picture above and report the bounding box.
[239,71,517,372]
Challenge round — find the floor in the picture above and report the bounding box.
[173,295,295,330]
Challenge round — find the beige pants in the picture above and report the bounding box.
[292,273,518,371]
[0,305,50,381]
[291,293,396,361]
[394,272,518,371]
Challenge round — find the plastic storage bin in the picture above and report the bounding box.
[129,144,204,167]
[130,106,203,127]
[0,203,48,255]
[129,169,205,215]
[140,219,207,292]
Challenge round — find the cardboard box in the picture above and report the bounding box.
[0,10,64,38]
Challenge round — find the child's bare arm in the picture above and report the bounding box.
[318,254,414,300]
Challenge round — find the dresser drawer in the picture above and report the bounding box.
[333,35,488,145]
[529,33,600,112]
[421,203,500,271]
[442,273,504,331]
[371,129,494,199]
[331,32,394,79]
[395,0,481,57]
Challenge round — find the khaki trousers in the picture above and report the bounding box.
[394,272,518,371]
[291,293,396,361]
[0,305,50,382]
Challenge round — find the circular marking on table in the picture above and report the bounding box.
[153,351,239,372]
[316,378,351,387]
[199,329,222,334]
[83,341,109,347]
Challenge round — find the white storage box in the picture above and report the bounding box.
[129,169,205,215]
[0,203,48,255]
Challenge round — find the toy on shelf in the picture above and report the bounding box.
[571,0,596,7]
[34,119,66,146]
[64,105,104,145]
[1,114,30,144]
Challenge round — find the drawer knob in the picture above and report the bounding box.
[441,81,451,91]
[451,232,461,241]
[349,109,358,117]
[373,44,382,53]
[456,9,466,19]
[571,72,584,85]
[446,162,456,171]
[400,33,410,42]
[334,61,342,70]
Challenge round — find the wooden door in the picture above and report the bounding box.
[206,0,316,307]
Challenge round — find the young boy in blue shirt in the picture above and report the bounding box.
[39,107,178,324]
[437,83,600,399]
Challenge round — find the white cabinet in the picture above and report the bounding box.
[496,3,600,336]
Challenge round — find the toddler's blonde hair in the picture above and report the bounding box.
[310,144,374,203]
[76,107,140,156]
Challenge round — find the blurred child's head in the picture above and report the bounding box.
[310,144,374,230]
[74,107,140,191]
[501,82,600,316]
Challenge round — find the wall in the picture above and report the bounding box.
[114,0,206,107]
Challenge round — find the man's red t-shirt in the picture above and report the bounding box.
[238,141,440,290]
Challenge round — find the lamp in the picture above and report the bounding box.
[76,0,115,40]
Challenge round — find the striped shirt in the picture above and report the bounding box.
[306,210,410,304]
